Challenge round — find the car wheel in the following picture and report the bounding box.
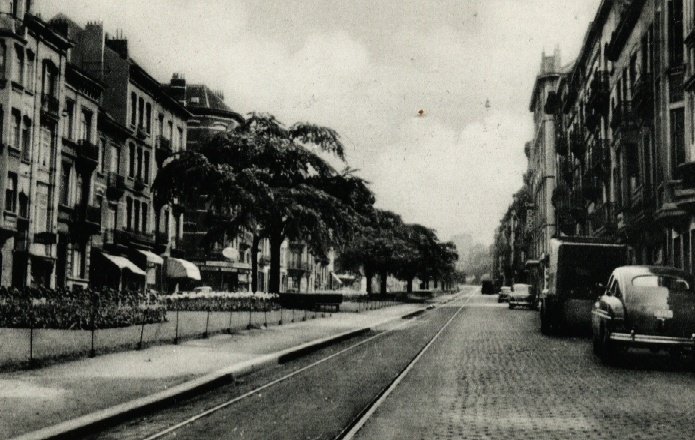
[599,326,620,366]
[509,303,515,309]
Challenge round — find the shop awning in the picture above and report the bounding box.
[137,249,164,265]
[167,258,201,280]
[331,273,343,285]
[101,252,146,276]
[222,246,238,261]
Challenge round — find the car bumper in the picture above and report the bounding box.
[509,297,533,306]
[610,332,695,347]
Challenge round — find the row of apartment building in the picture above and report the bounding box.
[527,0,695,279]
[0,3,343,293]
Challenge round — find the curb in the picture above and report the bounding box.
[11,308,425,440]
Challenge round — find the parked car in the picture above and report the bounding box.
[498,286,512,303]
[508,283,535,309]
[591,266,695,364]
[192,285,213,294]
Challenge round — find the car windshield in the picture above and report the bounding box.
[632,275,693,292]
[513,285,529,293]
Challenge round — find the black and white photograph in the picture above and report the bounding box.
[2,0,695,438]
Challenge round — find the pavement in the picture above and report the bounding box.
[2,296,457,440]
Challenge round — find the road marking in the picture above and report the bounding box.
[338,290,476,440]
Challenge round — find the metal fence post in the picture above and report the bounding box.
[174,299,180,345]
[279,306,284,325]
[29,301,34,367]
[203,307,211,338]
[263,301,268,328]
[138,308,146,350]
[90,293,96,358]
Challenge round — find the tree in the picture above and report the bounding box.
[153,114,372,293]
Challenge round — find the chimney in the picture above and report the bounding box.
[169,73,187,105]
[74,21,105,79]
[105,29,128,59]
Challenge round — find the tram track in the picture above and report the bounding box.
[92,290,475,440]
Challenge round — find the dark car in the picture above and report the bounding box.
[481,280,495,295]
[591,266,695,364]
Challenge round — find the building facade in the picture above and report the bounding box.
[528,0,695,281]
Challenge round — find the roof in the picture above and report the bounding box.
[614,266,694,281]
[163,83,244,124]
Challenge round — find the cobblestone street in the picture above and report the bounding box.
[354,292,695,440]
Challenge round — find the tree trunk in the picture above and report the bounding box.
[380,270,387,294]
[365,268,373,295]
[268,233,284,293]
[251,234,260,293]
[433,278,438,289]
[406,277,413,293]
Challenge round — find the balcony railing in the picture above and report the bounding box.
[569,132,585,159]
[72,204,101,235]
[587,139,610,178]
[611,101,639,133]
[288,261,311,272]
[106,172,127,200]
[41,94,60,119]
[589,202,617,232]
[75,139,99,173]
[587,71,610,116]
[112,228,155,247]
[136,124,149,140]
[133,177,147,192]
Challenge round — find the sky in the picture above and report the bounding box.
[39,0,602,245]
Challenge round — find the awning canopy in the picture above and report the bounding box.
[101,252,146,276]
[137,249,164,265]
[222,246,238,261]
[331,273,343,285]
[167,258,201,280]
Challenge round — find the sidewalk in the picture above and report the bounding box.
[2,300,442,440]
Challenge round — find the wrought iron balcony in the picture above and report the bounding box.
[555,130,568,156]
[587,140,610,178]
[589,202,617,233]
[587,71,610,116]
[610,101,640,134]
[136,124,149,140]
[557,157,574,185]
[41,94,60,120]
[133,177,147,192]
[75,139,99,172]
[569,132,585,159]
[112,228,155,247]
[288,261,311,272]
[106,172,127,200]
[71,204,101,235]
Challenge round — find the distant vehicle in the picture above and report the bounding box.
[508,283,534,309]
[193,285,213,294]
[498,286,512,303]
[540,238,628,335]
[481,275,495,295]
[592,266,695,364]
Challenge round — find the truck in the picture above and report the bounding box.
[539,238,629,335]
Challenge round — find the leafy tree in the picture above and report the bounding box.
[154,113,372,293]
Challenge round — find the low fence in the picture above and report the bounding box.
[0,289,439,370]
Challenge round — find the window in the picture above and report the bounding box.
[72,245,85,278]
[141,202,147,232]
[25,50,34,92]
[21,117,30,161]
[145,102,152,133]
[158,114,164,137]
[12,45,22,85]
[59,163,70,206]
[99,139,106,173]
[111,144,120,174]
[0,43,6,80]
[143,150,150,182]
[626,142,641,193]
[669,0,684,67]
[18,192,28,218]
[75,173,83,206]
[134,200,140,232]
[177,126,184,151]
[79,109,92,142]
[130,92,137,126]
[137,147,143,179]
[10,109,19,150]
[126,197,133,230]
[671,108,686,171]
[138,97,144,128]
[39,125,53,169]
[64,100,74,139]
[35,183,48,231]
[128,143,135,177]
[5,172,17,212]
[42,61,57,97]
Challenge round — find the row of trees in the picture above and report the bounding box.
[153,114,458,294]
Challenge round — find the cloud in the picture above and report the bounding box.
[369,110,529,242]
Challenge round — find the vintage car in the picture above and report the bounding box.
[508,283,535,309]
[498,286,512,303]
[591,266,695,364]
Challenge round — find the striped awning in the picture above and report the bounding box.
[167,258,201,280]
[101,252,146,276]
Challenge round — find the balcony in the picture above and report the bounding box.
[582,177,602,201]
[0,211,18,236]
[610,101,640,137]
[587,140,610,178]
[111,228,155,248]
[106,172,127,200]
[589,202,617,233]
[259,255,271,266]
[557,157,574,185]
[156,136,173,167]
[41,94,60,120]
[136,125,149,140]
[587,71,610,117]
[569,132,585,159]
[555,130,568,156]
[71,204,101,235]
[632,74,653,119]
[75,139,99,173]
[288,261,311,273]
[133,177,147,193]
